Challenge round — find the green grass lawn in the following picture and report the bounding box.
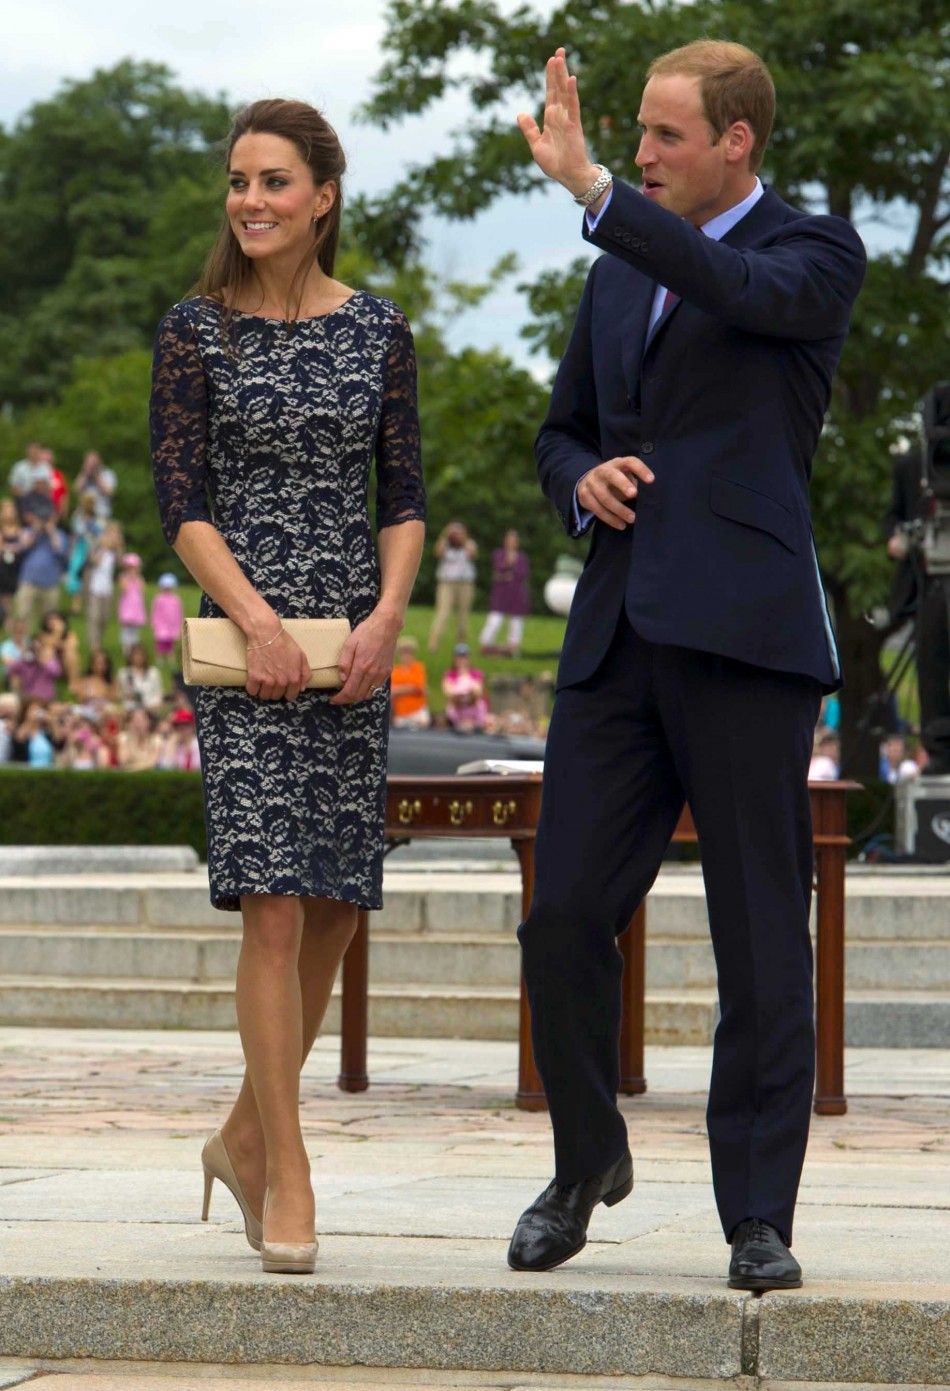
[91,586,567,714]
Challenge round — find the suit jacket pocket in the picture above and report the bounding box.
[709,474,799,554]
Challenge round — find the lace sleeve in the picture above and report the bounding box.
[150,305,213,546]
[375,306,426,531]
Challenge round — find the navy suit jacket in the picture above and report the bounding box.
[537,179,867,693]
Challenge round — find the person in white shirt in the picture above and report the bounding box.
[427,521,478,653]
[84,521,123,650]
[8,444,51,517]
[74,451,118,520]
[880,734,920,785]
[808,731,840,781]
[117,643,165,711]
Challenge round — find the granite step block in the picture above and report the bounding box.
[0,1266,945,1385]
[0,976,719,1043]
[2,928,950,994]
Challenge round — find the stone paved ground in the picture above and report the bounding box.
[0,1030,947,1388]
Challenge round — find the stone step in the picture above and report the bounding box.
[1,869,950,940]
[0,973,948,1045]
[0,1247,945,1386]
[3,926,950,993]
[0,975,718,1044]
[0,846,199,876]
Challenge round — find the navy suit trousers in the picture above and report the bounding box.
[518,611,822,1245]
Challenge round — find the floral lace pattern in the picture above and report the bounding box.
[149,292,426,911]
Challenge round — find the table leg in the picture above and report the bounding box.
[619,902,648,1095]
[513,837,547,1112]
[814,841,847,1115]
[338,908,369,1093]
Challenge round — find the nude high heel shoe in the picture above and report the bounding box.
[260,1187,318,1274]
[200,1130,263,1252]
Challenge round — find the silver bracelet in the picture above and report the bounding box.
[573,164,613,207]
[246,625,284,651]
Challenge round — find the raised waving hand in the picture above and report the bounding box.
[517,47,601,197]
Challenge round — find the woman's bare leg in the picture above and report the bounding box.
[220,896,358,1227]
[231,893,312,1243]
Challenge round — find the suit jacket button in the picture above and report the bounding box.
[641,441,654,454]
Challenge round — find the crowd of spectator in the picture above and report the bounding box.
[1,441,192,771]
[807,695,928,784]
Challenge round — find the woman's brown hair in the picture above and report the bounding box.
[196,99,346,324]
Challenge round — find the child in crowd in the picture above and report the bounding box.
[65,493,104,616]
[14,701,56,767]
[150,573,184,672]
[63,708,111,770]
[0,691,20,762]
[6,633,61,704]
[808,730,841,782]
[85,521,123,651]
[0,616,29,686]
[390,635,431,729]
[117,642,164,711]
[70,649,117,705]
[117,553,147,657]
[40,610,81,688]
[117,707,161,770]
[157,707,200,770]
[0,499,25,624]
[442,643,490,733]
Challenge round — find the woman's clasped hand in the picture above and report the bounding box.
[244,625,311,702]
[329,607,400,706]
[242,608,399,704]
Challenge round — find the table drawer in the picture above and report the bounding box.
[386,782,541,835]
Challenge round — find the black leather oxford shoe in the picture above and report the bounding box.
[728,1218,803,1291]
[507,1151,634,1272]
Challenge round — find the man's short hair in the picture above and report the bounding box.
[647,39,776,174]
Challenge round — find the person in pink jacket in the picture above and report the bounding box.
[117,553,147,657]
[150,572,184,672]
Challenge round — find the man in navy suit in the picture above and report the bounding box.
[507,40,866,1290]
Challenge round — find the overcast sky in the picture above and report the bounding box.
[5,0,578,373]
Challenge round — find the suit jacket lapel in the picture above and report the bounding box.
[620,273,655,392]
[640,186,786,366]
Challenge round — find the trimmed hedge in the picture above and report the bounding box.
[0,769,206,858]
[0,768,897,863]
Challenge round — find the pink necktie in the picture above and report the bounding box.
[661,286,679,315]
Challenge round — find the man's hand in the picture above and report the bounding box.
[578,457,655,531]
[517,47,601,198]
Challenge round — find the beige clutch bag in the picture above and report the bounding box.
[182,617,351,689]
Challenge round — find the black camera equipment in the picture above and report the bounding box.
[920,382,950,574]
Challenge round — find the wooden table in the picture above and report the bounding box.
[338,775,857,1116]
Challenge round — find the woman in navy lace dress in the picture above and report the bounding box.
[150,99,425,1271]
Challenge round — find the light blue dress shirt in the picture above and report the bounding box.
[572,179,764,535]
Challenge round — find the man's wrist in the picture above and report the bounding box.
[565,162,604,200]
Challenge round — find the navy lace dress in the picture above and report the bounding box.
[149,292,425,911]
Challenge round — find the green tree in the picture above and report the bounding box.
[0,60,230,404]
[365,0,950,774]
